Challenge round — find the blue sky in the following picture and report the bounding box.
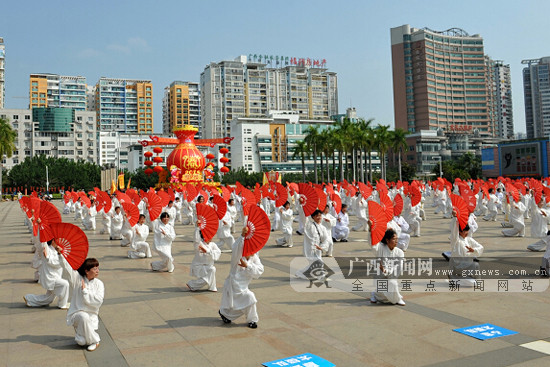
[2,0,549,134]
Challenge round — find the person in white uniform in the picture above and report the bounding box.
[110,206,123,240]
[219,227,264,329]
[127,214,152,258]
[275,201,294,247]
[216,209,235,253]
[501,196,526,237]
[56,253,104,352]
[321,205,336,257]
[151,212,177,272]
[448,214,484,287]
[24,239,70,309]
[333,204,350,242]
[187,227,221,291]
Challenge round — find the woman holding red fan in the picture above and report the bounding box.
[55,245,104,352]
[151,212,177,272]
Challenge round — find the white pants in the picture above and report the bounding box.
[276,232,293,247]
[220,303,258,323]
[502,222,525,237]
[151,246,174,272]
[217,235,234,252]
[24,278,69,308]
[397,233,410,252]
[71,311,100,346]
[352,218,368,231]
[187,267,217,291]
[333,226,350,241]
[128,241,152,258]
[527,239,547,252]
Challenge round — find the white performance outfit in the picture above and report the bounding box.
[321,212,336,256]
[164,205,177,227]
[99,208,112,236]
[219,236,264,323]
[483,194,498,221]
[187,232,221,291]
[333,212,350,241]
[110,211,123,239]
[527,198,550,251]
[151,221,177,272]
[216,211,235,252]
[128,223,152,258]
[24,243,69,308]
[60,257,105,347]
[449,217,484,286]
[387,218,410,252]
[296,219,330,279]
[352,197,369,231]
[370,240,405,305]
[502,201,526,237]
[276,207,294,247]
[82,205,97,231]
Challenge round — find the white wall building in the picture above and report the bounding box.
[0,38,5,109]
[0,108,97,169]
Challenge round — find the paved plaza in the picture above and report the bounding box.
[1,199,550,367]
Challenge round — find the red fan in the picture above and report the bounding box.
[368,201,388,246]
[506,183,520,203]
[409,184,422,207]
[358,182,372,200]
[38,200,62,242]
[19,196,31,217]
[221,186,231,201]
[347,185,357,198]
[451,194,469,230]
[97,191,112,213]
[196,203,219,243]
[185,184,198,202]
[253,187,262,203]
[543,186,550,204]
[532,180,543,203]
[115,190,132,205]
[70,191,79,203]
[243,205,271,257]
[240,188,256,216]
[514,182,527,196]
[287,182,299,195]
[274,182,288,207]
[63,192,71,204]
[127,190,141,205]
[379,193,394,222]
[167,188,176,202]
[122,202,140,227]
[298,183,319,217]
[331,193,342,214]
[235,181,246,195]
[49,223,89,270]
[315,188,327,211]
[146,191,163,221]
[154,191,168,208]
[211,194,227,220]
[393,193,404,217]
[80,196,91,209]
[464,194,477,214]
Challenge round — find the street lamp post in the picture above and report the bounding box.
[433,156,443,178]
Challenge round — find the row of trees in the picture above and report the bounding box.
[292,118,410,183]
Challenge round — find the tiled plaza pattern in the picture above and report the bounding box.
[1,200,549,366]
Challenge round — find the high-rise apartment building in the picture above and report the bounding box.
[95,77,153,134]
[29,73,87,110]
[0,38,5,109]
[391,25,495,137]
[486,59,513,139]
[162,81,200,136]
[201,55,338,139]
[523,57,550,138]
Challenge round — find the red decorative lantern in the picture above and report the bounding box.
[153,166,164,173]
[219,147,229,154]
[206,153,215,160]
[153,147,163,154]
[144,151,153,158]
[153,156,163,163]
[167,125,206,183]
[144,160,153,166]
[220,157,229,164]
[220,166,230,173]
[144,168,154,175]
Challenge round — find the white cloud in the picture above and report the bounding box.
[106,37,151,54]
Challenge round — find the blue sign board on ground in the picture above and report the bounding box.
[263,353,335,367]
[453,323,518,340]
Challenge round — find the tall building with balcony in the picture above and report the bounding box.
[0,38,5,109]
[523,57,550,138]
[0,108,97,169]
[391,25,495,137]
[29,74,87,110]
[201,55,337,139]
[162,81,200,136]
[486,59,513,139]
[95,77,153,134]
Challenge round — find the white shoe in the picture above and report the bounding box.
[87,343,99,351]
[396,300,406,306]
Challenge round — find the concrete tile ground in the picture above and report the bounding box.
[1,199,549,366]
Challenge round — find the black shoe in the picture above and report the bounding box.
[332,237,337,242]
[341,239,348,242]
[271,229,274,232]
[441,252,450,261]
[219,310,231,324]
[296,231,303,235]
[248,322,257,329]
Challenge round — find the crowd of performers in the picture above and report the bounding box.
[19,176,550,351]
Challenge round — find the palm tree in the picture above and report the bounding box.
[0,117,17,197]
[374,125,391,181]
[292,140,310,182]
[390,128,409,182]
[304,125,321,184]
[354,119,373,183]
